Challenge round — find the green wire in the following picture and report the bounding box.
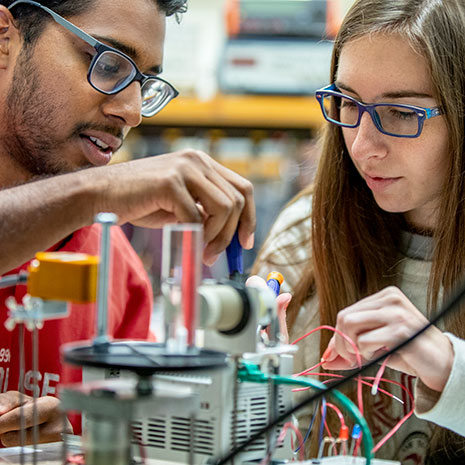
[238,362,373,464]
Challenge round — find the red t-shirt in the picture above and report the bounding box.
[0,225,153,433]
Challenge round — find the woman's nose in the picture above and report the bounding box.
[348,111,389,162]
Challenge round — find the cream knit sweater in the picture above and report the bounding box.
[254,194,465,464]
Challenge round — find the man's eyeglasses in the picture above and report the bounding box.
[9,0,179,118]
[315,84,443,138]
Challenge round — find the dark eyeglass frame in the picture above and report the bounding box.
[315,83,443,138]
[8,0,179,117]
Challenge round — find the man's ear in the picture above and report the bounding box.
[0,6,21,70]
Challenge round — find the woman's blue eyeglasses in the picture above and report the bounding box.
[315,84,443,138]
[9,0,179,118]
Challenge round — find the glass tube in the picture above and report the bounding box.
[161,224,202,353]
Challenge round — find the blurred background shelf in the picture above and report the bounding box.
[143,94,324,129]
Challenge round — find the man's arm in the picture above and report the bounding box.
[0,149,255,274]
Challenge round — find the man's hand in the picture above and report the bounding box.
[95,150,256,265]
[322,286,454,392]
[0,149,256,273]
[0,392,73,446]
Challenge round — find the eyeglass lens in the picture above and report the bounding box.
[89,50,174,117]
[321,94,421,136]
[90,51,135,92]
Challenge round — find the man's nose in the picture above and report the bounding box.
[101,81,143,128]
[349,111,388,162]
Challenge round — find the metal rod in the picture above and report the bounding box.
[93,212,118,346]
[32,325,39,465]
[265,361,279,464]
[231,355,241,465]
[18,323,25,465]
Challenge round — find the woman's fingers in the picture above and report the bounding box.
[245,275,267,289]
[322,354,357,370]
[326,286,451,388]
[245,276,291,342]
[333,300,385,360]
[276,293,292,343]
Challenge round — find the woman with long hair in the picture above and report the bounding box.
[253,0,465,463]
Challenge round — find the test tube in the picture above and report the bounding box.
[161,224,202,353]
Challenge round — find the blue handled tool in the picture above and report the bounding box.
[226,230,244,281]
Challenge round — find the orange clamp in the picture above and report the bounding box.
[27,252,99,304]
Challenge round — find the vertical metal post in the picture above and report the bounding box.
[231,355,241,465]
[18,323,25,465]
[32,325,39,465]
[267,361,279,462]
[93,212,118,346]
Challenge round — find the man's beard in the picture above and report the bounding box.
[4,46,86,177]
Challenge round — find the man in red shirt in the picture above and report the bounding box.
[0,226,153,438]
[0,0,256,446]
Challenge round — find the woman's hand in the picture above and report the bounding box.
[246,275,292,343]
[322,286,454,392]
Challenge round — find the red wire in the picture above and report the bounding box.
[295,361,325,376]
[278,421,305,461]
[292,326,418,454]
[363,376,415,453]
[372,356,390,395]
[325,402,346,428]
[291,325,364,415]
[294,369,415,454]
[292,375,402,403]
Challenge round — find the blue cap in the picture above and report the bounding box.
[352,424,362,439]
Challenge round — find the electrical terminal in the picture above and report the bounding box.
[349,424,362,456]
[338,424,349,455]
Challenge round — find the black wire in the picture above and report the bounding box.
[214,279,465,465]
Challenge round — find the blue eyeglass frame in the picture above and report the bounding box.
[315,84,443,138]
[8,0,179,109]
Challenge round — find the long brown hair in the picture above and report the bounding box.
[257,0,465,460]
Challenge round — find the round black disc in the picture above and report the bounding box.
[63,341,228,376]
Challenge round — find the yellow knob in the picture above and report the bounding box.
[266,271,284,285]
